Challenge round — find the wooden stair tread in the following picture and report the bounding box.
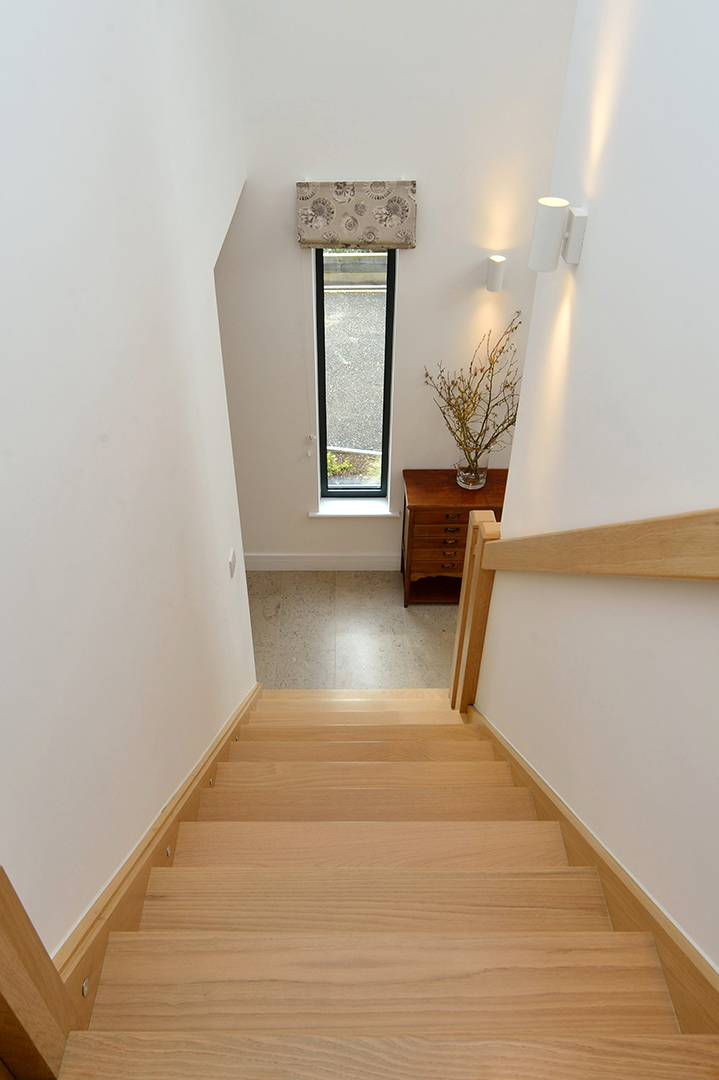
[174,821,569,868]
[89,931,678,1034]
[64,690,687,1076]
[240,724,480,742]
[248,709,463,725]
[197,785,536,821]
[60,1033,719,1080]
[261,689,450,701]
[140,868,611,933]
[215,760,513,788]
[230,738,495,761]
[254,697,454,716]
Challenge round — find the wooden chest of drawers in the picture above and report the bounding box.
[402,469,507,605]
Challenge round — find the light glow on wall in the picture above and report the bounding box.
[584,0,638,197]
[531,273,576,491]
[469,292,511,351]
[473,165,528,251]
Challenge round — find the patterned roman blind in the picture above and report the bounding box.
[296,181,417,249]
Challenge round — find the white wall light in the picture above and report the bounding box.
[528,197,588,271]
[486,254,506,292]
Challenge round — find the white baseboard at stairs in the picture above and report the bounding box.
[244,554,402,571]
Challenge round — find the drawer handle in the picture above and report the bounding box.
[444,526,460,534]
[443,539,458,546]
[442,550,456,557]
[445,513,461,521]
[441,562,456,569]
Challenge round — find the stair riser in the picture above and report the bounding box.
[249,710,462,725]
[197,786,536,822]
[173,821,569,869]
[230,740,495,761]
[240,725,479,742]
[214,761,513,789]
[260,689,449,702]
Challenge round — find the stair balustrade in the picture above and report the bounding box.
[450,505,719,711]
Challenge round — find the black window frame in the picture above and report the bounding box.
[315,247,397,499]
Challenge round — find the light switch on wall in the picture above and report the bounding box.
[229,547,236,578]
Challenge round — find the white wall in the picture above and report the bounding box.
[215,0,577,565]
[479,0,719,971]
[0,1,254,953]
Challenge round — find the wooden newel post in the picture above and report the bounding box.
[449,510,501,712]
[0,868,79,1078]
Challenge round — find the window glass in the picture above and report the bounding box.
[316,249,395,497]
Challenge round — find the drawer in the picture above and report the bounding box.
[411,536,463,550]
[414,545,465,561]
[414,524,468,538]
[412,559,463,574]
[414,509,470,525]
[412,551,463,570]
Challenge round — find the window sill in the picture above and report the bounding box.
[309,498,400,518]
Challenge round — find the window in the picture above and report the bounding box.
[315,248,396,498]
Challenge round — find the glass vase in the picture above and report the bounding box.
[455,456,488,490]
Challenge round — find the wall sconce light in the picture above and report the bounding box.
[486,255,506,292]
[528,197,588,272]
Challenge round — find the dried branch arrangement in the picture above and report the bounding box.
[424,311,522,476]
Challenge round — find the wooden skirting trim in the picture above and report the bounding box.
[468,705,719,1034]
[481,506,719,579]
[53,683,262,1029]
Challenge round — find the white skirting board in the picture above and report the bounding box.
[244,553,402,571]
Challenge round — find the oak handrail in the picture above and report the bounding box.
[481,506,719,579]
[450,505,719,711]
[0,868,79,1078]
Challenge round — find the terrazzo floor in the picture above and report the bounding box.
[247,571,458,690]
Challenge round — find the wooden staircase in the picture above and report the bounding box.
[59,689,719,1079]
